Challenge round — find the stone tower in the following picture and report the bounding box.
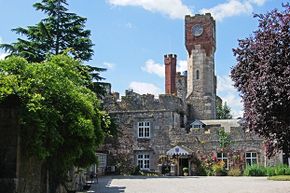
[185,13,217,120]
[164,54,177,95]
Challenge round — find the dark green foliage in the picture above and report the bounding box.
[244,165,266,176]
[244,164,290,176]
[0,55,110,192]
[231,4,290,156]
[216,101,233,119]
[0,0,107,97]
[131,166,141,175]
[217,128,231,150]
[1,0,93,62]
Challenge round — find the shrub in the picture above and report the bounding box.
[274,164,287,176]
[212,161,225,176]
[228,167,241,176]
[244,165,266,176]
[131,166,141,175]
[266,167,275,176]
[284,167,290,175]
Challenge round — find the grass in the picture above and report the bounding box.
[268,175,290,181]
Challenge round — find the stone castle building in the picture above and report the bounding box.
[101,13,283,175]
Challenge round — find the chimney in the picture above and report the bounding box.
[164,54,177,95]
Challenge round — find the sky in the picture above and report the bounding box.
[0,0,287,118]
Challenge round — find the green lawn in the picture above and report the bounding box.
[268,175,290,181]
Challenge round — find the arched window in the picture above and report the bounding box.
[196,70,200,80]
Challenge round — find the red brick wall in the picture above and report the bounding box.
[164,54,177,95]
[185,13,216,56]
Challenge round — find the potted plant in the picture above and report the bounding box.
[183,167,189,176]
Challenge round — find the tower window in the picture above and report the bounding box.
[196,70,200,80]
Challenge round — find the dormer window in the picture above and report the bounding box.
[190,120,205,129]
[193,124,201,129]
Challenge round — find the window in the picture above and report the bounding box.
[196,70,200,80]
[97,153,107,168]
[217,152,228,169]
[138,121,150,138]
[245,152,257,166]
[137,154,150,170]
[193,124,201,129]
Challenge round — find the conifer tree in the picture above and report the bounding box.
[1,0,93,62]
[0,0,107,96]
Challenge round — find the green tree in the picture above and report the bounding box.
[0,0,107,96]
[216,101,233,119]
[217,128,232,150]
[231,5,290,157]
[0,55,109,192]
[1,0,93,62]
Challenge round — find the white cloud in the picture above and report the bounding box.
[0,52,8,60]
[141,59,187,77]
[129,81,162,96]
[200,0,253,21]
[217,75,237,93]
[125,22,134,28]
[107,0,192,19]
[199,0,268,21]
[141,59,164,77]
[177,60,187,73]
[248,0,267,6]
[217,75,243,118]
[103,62,115,69]
[0,37,8,60]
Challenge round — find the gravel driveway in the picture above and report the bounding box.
[90,176,290,193]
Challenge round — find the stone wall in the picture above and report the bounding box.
[186,45,216,120]
[103,91,282,173]
[0,108,18,193]
[0,107,45,193]
[103,90,185,113]
[176,72,187,103]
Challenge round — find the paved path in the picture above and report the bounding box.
[90,176,290,193]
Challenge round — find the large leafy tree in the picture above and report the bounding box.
[0,55,108,192]
[0,0,106,96]
[231,4,290,157]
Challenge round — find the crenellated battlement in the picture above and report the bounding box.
[185,13,214,21]
[103,89,185,113]
[164,54,177,59]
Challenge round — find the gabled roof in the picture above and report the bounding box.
[166,145,193,156]
[190,120,206,127]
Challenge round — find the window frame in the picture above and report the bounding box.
[137,121,151,139]
[217,152,228,169]
[137,153,150,170]
[245,152,258,166]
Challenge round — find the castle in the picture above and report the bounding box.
[100,13,283,175]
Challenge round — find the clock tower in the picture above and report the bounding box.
[185,13,216,120]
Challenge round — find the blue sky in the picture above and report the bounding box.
[0,0,286,117]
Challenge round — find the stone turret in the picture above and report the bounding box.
[185,13,216,120]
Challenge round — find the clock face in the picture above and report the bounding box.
[192,24,203,37]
